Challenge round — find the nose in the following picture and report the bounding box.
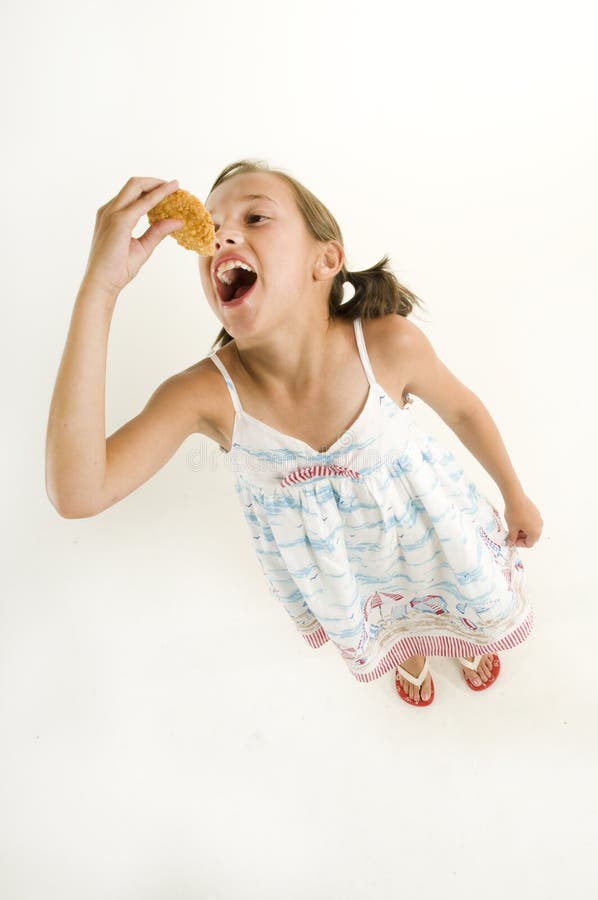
[214,223,242,250]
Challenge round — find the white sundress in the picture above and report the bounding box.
[208,316,533,684]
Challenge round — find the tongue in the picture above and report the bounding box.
[232,283,250,300]
[222,267,257,301]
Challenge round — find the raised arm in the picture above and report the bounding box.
[45,175,199,518]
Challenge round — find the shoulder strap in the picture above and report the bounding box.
[209,351,243,413]
[353,317,377,387]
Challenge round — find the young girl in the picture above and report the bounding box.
[46,160,543,709]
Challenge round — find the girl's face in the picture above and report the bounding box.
[198,172,326,335]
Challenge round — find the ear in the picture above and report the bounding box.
[313,240,344,282]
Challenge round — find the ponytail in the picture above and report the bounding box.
[331,254,425,321]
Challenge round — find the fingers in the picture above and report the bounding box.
[128,178,180,221]
[106,176,179,215]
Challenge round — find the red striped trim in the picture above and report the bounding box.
[300,608,535,683]
[280,464,362,488]
[301,626,330,650]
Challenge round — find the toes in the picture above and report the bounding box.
[481,655,494,681]
[468,655,494,684]
[461,654,498,686]
[466,665,482,686]
[398,669,433,702]
[398,673,426,702]
[399,675,411,698]
[462,657,481,685]
[421,676,431,701]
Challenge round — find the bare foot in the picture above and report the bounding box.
[461,654,495,687]
[396,655,432,702]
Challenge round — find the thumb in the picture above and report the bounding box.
[156,217,185,239]
[138,218,184,256]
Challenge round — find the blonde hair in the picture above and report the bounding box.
[206,159,428,351]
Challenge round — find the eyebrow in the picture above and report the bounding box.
[206,193,278,215]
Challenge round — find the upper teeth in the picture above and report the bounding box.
[216,259,255,284]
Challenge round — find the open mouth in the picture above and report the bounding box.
[216,267,258,303]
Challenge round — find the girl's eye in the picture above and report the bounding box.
[213,214,268,233]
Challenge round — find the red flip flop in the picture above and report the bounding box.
[458,654,501,691]
[395,657,435,706]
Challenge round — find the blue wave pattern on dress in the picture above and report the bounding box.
[209,317,533,683]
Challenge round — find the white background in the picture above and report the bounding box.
[2,0,597,898]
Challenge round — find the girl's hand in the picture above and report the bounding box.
[82,177,184,295]
[504,493,544,549]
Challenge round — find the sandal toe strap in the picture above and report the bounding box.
[396,657,430,687]
[458,655,483,671]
